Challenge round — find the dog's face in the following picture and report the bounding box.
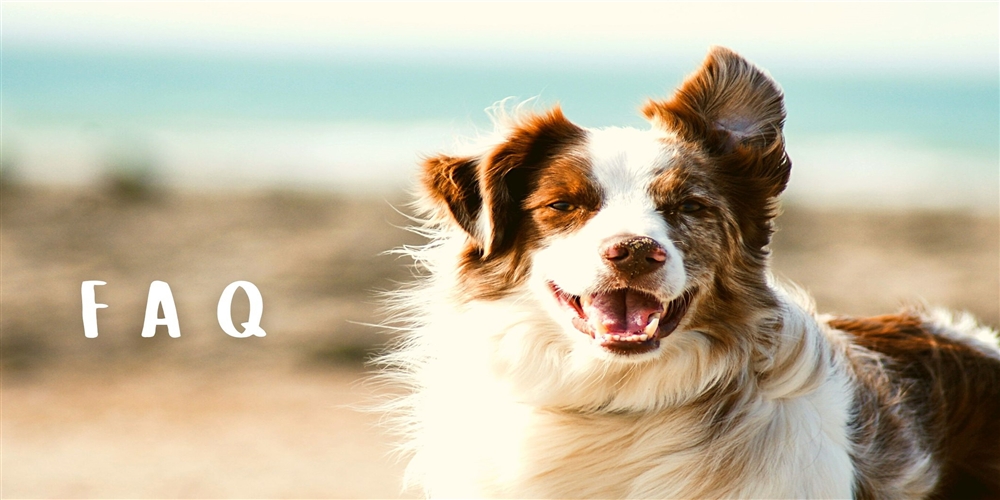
[421,47,790,363]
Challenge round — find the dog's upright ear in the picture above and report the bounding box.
[420,107,585,257]
[643,47,790,198]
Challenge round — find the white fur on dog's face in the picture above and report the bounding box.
[531,128,686,297]
[529,128,692,359]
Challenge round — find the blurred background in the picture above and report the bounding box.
[1,2,997,497]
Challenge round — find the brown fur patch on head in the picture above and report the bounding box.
[419,107,589,299]
[481,108,588,256]
[647,146,727,284]
[643,46,790,254]
[523,153,602,237]
[645,140,781,367]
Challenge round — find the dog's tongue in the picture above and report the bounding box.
[582,289,662,335]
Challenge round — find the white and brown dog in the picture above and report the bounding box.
[380,47,1000,498]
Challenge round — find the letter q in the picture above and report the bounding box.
[217,281,267,338]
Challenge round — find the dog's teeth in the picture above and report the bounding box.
[638,334,648,341]
[644,314,661,337]
[612,334,621,341]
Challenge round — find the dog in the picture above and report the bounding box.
[379,47,1000,498]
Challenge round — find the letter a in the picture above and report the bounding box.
[82,281,108,338]
[141,281,181,338]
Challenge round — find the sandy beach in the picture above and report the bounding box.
[2,185,997,497]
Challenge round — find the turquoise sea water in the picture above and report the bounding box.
[2,49,998,208]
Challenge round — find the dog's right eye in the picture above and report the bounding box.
[548,202,576,212]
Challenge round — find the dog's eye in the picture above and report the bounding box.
[678,201,705,213]
[548,202,576,212]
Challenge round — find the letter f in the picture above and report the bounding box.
[82,281,108,338]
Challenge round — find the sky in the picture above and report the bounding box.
[2,2,997,207]
[4,2,998,74]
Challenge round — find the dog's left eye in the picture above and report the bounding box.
[678,201,705,213]
[549,202,576,212]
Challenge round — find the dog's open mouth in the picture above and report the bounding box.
[549,283,694,355]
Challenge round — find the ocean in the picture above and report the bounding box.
[3,49,998,210]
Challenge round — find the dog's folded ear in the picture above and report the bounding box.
[420,154,484,240]
[643,47,789,196]
[420,108,585,258]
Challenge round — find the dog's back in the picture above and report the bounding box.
[831,312,1000,499]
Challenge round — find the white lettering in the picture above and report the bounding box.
[217,281,266,338]
[140,280,182,338]
[81,281,108,338]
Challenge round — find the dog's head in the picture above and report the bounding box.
[419,47,789,365]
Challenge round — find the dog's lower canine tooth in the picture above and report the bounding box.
[644,313,661,336]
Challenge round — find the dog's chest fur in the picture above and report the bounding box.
[407,304,857,498]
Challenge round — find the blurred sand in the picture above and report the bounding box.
[1,186,997,498]
[3,367,406,498]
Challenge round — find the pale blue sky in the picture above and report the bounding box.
[3,2,997,207]
[4,2,998,75]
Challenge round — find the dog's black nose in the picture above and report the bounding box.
[601,236,667,277]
